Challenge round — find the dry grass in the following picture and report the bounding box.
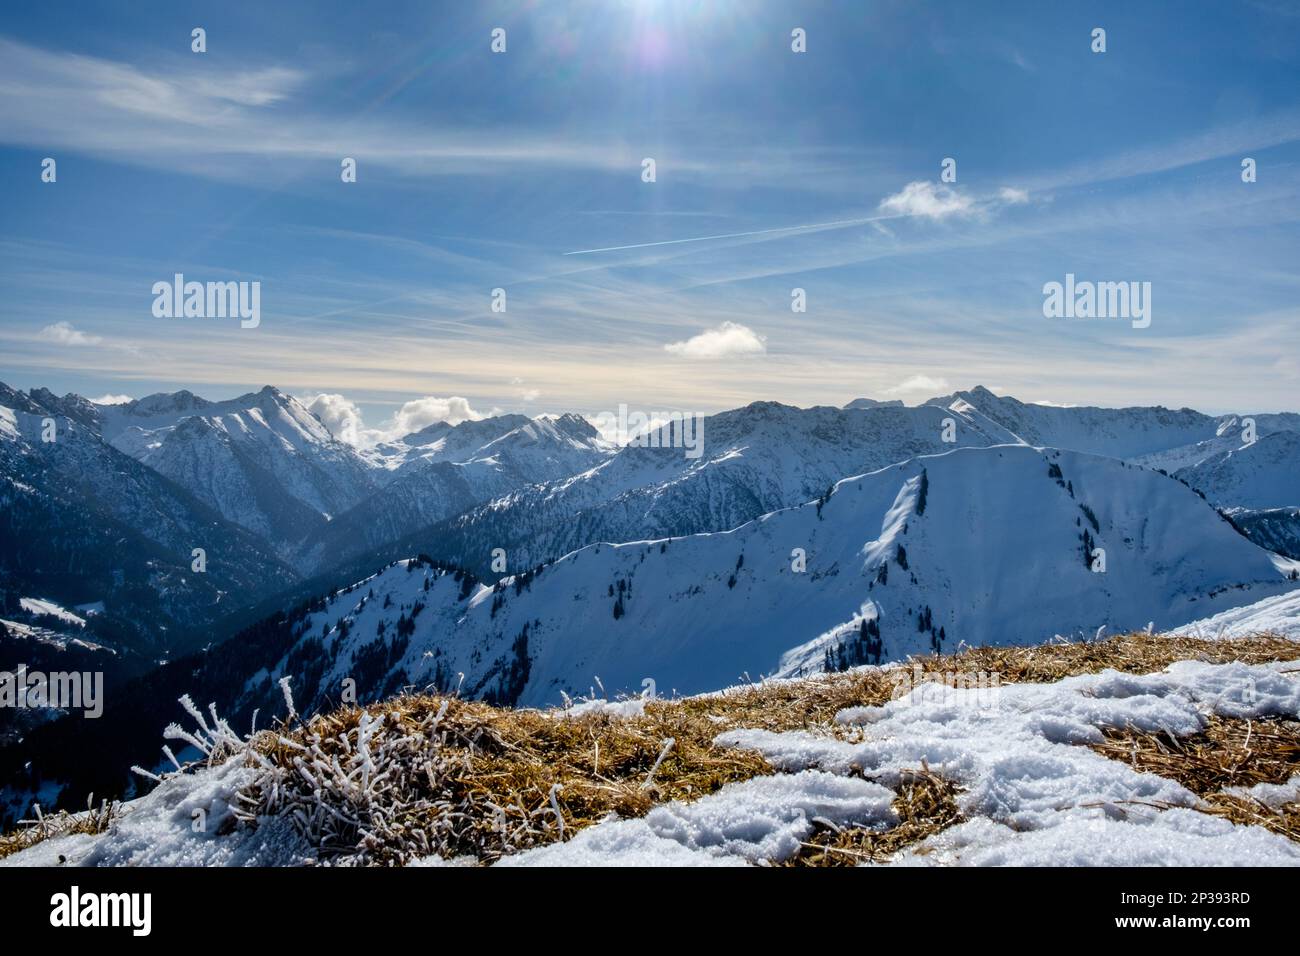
[1091,716,1300,843]
[911,632,1300,686]
[5,631,1298,864]
[677,632,1300,736]
[0,798,118,861]
[239,631,1299,864]
[785,766,963,866]
[243,694,773,864]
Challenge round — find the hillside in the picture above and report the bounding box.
[242,445,1300,718]
[1173,431,1300,510]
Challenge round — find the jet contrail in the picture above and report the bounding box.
[563,213,901,256]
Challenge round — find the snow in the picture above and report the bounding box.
[495,771,897,867]
[700,659,1300,866]
[0,757,315,868]
[890,809,1300,866]
[491,658,1300,866]
[1223,775,1300,810]
[553,697,649,720]
[1172,590,1300,640]
[19,597,86,626]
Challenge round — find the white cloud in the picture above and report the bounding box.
[89,393,133,405]
[998,186,1030,204]
[302,393,368,446]
[40,321,102,346]
[301,392,491,447]
[879,182,975,221]
[884,375,951,396]
[664,321,767,360]
[391,396,486,434]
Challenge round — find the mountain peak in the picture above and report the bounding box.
[843,397,905,410]
[127,389,212,417]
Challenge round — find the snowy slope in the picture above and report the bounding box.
[244,445,1300,715]
[1172,430,1300,510]
[1171,589,1300,640]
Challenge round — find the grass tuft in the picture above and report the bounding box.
[1091,715,1300,843]
[785,766,963,866]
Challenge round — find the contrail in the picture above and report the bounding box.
[563,214,901,256]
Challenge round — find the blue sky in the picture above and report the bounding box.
[1,0,1298,439]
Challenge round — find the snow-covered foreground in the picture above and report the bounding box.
[6,653,1298,867]
[497,659,1300,867]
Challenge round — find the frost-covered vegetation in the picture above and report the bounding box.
[4,631,1299,867]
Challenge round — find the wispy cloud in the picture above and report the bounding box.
[884,375,951,397]
[40,321,102,346]
[0,37,652,181]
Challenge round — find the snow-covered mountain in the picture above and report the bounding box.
[240,444,1300,716]
[386,399,1019,576]
[930,386,1300,462]
[296,413,613,572]
[362,414,535,473]
[10,380,1299,591]
[1170,430,1300,510]
[843,397,904,409]
[370,389,1300,580]
[93,386,377,551]
[0,383,298,652]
